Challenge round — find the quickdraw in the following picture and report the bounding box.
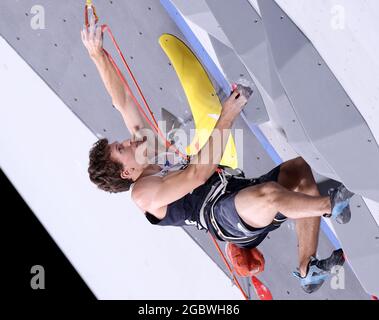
[84,0,99,29]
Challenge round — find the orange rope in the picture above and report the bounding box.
[209,234,249,300]
[85,1,249,300]
[102,25,159,129]
[102,24,187,159]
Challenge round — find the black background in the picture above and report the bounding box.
[1,169,96,299]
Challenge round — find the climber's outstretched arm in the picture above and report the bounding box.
[81,19,150,137]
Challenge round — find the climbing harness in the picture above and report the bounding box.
[198,167,263,244]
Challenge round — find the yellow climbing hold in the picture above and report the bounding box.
[159,34,238,169]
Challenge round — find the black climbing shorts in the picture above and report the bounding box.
[213,164,287,249]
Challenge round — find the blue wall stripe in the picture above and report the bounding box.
[160,0,230,93]
[320,220,341,249]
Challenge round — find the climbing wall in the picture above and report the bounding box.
[0,0,375,299]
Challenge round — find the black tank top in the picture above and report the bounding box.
[145,171,221,228]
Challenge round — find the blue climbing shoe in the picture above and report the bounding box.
[293,249,345,294]
[325,184,354,224]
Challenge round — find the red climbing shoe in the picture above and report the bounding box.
[225,242,265,277]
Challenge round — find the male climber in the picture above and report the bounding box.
[81,20,352,293]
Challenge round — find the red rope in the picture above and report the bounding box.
[85,2,249,300]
